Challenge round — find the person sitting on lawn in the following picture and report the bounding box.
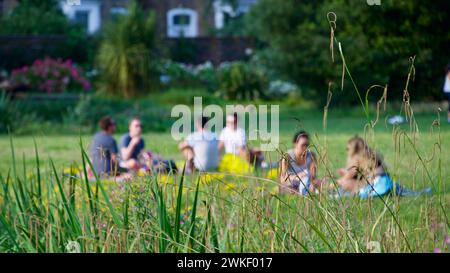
[179,116,219,173]
[279,131,322,195]
[336,136,400,198]
[89,116,119,177]
[218,113,265,168]
[119,117,145,172]
[219,113,247,157]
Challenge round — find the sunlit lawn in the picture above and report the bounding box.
[0,105,449,252]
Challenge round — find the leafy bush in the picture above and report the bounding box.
[216,61,267,100]
[267,80,300,99]
[249,0,450,105]
[0,92,39,134]
[68,95,172,133]
[0,92,15,133]
[96,1,159,98]
[9,58,91,93]
[0,0,94,70]
[0,0,70,35]
[158,61,218,91]
[149,87,222,106]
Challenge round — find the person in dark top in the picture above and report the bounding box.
[119,117,145,171]
[89,116,118,176]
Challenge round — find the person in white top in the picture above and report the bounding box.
[218,113,247,157]
[443,64,450,123]
[179,116,219,172]
[218,113,267,167]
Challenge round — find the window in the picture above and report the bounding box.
[173,14,191,26]
[74,10,90,32]
[167,8,198,38]
[213,1,235,29]
[60,0,101,34]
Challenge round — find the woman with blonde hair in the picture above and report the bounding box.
[337,136,399,198]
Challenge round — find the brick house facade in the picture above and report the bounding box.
[1,0,258,36]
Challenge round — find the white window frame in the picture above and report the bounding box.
[60,0,101,34]
[214,0,236,29]
[167,8,198,38]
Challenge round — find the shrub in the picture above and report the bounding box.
[68,95,172,133]
[158,60,218,91]
[96,1,159,98]
[216,61,267,100]
[249,0,450,105]
[0,92,39,134]
[0,0,93,70]
[9,58,91,93]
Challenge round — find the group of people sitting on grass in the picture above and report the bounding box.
[88,115,428,199]
[278,131,411,198]
[88,113,264,177]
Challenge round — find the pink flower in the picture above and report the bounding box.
[433,247,441,253]
[445,235,450,245]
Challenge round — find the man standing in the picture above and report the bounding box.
[179,116,219,173]
[119,117,145,171]
[89,116,118,176]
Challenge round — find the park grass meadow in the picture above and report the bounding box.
[0,103,449,253]
[0,15,449,253]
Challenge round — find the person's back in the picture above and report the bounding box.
[186,131,219,171]
[89,117,118,176]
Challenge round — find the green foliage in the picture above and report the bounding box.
[96,1,159,98]
[68,95,171,133]
[169,38,199,63]
[0,92,39,134]
[0,0,94,70]
[0,0,69,34]
[217,61,268,100]
[158,61,218,91]
[0,92,15,133]
[249,0,450,105]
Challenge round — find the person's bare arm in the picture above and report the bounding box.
[121,137,140,160]
[218,140,224,154]
[279,157,289,183]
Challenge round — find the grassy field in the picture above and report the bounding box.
[0,105,449,253]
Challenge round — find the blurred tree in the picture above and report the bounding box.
[0,0,93,70]
[96,1,159,98]
[249,0,450,105]
[0,0,70,34]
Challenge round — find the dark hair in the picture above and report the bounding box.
[199,116,209,129]
[447,63,450,73]
[99,116,115,131]
[293,130,309,144]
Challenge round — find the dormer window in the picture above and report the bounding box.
[167,8,198,38]
[60,0,101,34]
[173,14,191,26]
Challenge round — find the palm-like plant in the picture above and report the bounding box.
[97,1,158,98]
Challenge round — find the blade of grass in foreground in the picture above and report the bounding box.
[174,163,186,248]
[33,138,42,207]
[50,159,82,236]
[186,178,200,252]
[80,146,123,229]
